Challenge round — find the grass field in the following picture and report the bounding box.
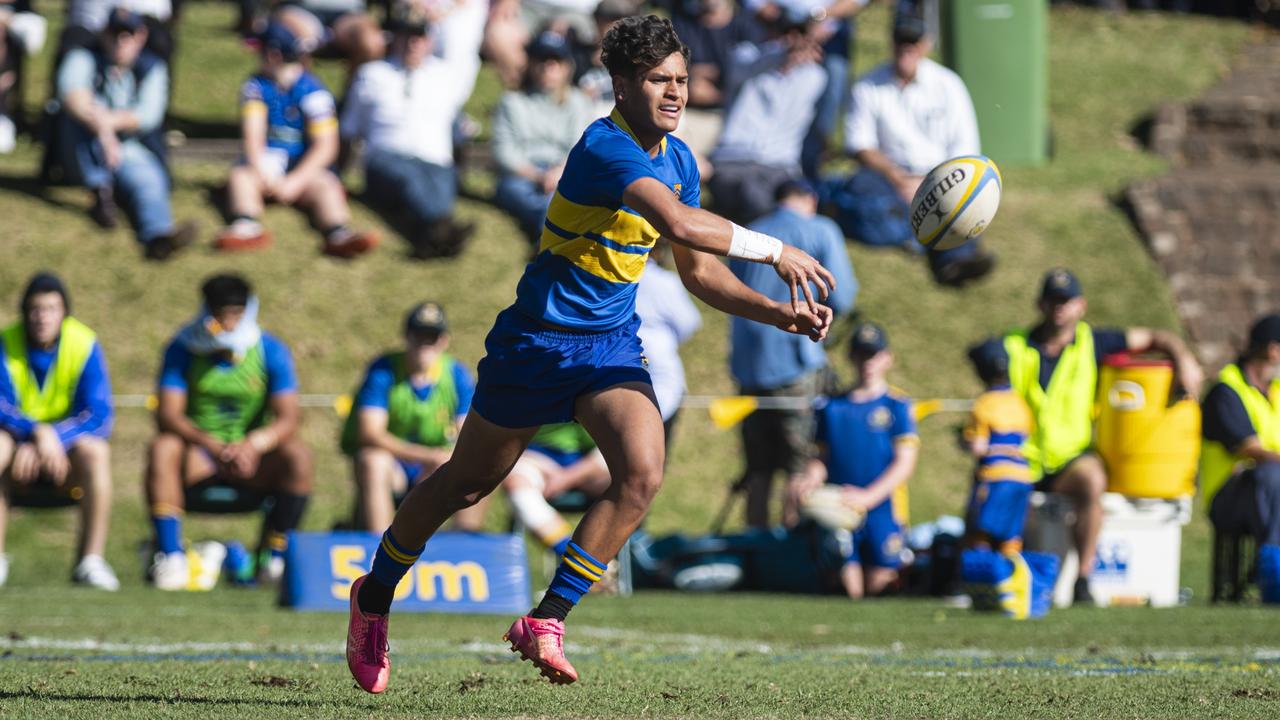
[0,2,1276,717]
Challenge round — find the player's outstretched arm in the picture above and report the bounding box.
[668,240,832,342]
[624,177,836,316]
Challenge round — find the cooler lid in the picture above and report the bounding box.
[1103,352,1171,368]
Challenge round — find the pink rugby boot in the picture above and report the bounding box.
[346,575,391,693]
[504,615,579,684]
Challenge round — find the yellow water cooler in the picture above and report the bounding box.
[1095,354,1200,499]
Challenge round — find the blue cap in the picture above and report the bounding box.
[259,20,304,61]
[528,30,572,61]
[849,322,889,356]
[967,338,1009,382]
[106,8,146,34]
[404,301,448,335]
[893,0,929,44]
[1039,267,1083,302]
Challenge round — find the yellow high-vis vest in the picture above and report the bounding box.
[1004,322,1097,477]
[0,317,97,422]
[1198,363,1280,505]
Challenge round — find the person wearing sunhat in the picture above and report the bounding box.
[0,273,118,590]
[341,302,476,531]
[1199,313,1280,602]
[791,322,918,599]
[215,20,378,259]
[729,178,857,528]
[1003,267,1203,604]
[56,8,196,260]
[339,0,487,259]
[492,27,596,249]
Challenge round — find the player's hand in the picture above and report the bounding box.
[220,441,261,480]
[540,164,564,194]
[33,424,69,485]
[99,132,123,170]
[772,245,835,317]
[11,442,41,484]
[774,301,833,343]
[839,486,872,513]
[894,174,923,204]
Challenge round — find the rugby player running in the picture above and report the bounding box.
[346,15,836,691]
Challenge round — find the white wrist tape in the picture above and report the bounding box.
[728,223,784,264]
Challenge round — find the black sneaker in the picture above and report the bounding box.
[144,221,197,261]
[89,187,119,229]
[934,248,997,287]
[1073,576,1095,606]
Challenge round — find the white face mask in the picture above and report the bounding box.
[177,296,264,360]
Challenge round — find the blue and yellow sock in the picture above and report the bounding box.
[151,504,183,555]
[358,530,423,615]
[532,541,607,621]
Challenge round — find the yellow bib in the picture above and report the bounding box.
[1,318,97,423]
[1005,322,1097,477]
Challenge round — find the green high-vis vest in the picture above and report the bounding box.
[1,317,97,423]
[340,353,461,455]
[1199,363,1280,506]
[1005,322,1097,477]
[186,342,271,443]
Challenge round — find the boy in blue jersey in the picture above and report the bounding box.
[346,15,837,692]
[962,339,1035,553]
[215,21,377,259]
[793,322,918,599]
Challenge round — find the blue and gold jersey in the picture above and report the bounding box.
[240,71,337,164]
[513,109,701,331]
[965,387,1035,483]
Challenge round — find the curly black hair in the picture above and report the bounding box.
[600,15,689,79]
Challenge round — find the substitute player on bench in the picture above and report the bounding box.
[345,14,835,691]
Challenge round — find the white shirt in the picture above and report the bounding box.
[843,57,980,176]
[635,262,702,422]
[340,0,484,167]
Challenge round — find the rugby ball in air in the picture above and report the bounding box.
[909,155,1002,251]
[800,485,866,531]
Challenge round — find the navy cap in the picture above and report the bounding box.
[528,30,572,61]
[106,8,146,34]
[892,0,929,44]
[850,322,889,356]
[1039,267,1083,302]
[967,338,1009,382]
[259,20,304,61]
[405,302,448,336]
[1248,314,1280,351]
[775,177,816,202]
[21,272,71,316]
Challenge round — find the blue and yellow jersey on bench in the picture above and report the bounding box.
[513,109,701,332]
[965,387,1035,484]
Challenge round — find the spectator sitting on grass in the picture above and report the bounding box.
[491,28,595,249]
[340,0,486,259]
[341,302,476,532]
[823,1,993,286]
[270,0,386,92]
[214,20,378,259]
[707,11,826,225]
[56,9,196,261]
[0,273,118,591]
[790,322,917,599]
[1199,314,1280,577]
[144,274,313,591]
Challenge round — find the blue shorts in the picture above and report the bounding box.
[471,308,651,429]
[967,479,1033,543]
[843,503,903,569]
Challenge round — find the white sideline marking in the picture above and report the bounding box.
[4,632,1278,663]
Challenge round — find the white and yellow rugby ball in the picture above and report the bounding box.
[800,485,866,532]
[909,155,1002,251]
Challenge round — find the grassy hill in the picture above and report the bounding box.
[0,1,1257,600]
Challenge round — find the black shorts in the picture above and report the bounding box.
[9,478,81,508]
[183,477,268,514]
